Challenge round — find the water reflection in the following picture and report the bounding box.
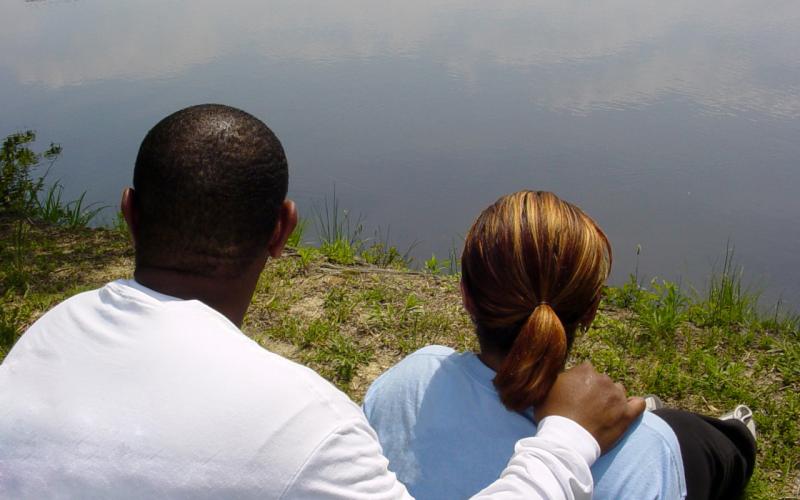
[3,0,799,116]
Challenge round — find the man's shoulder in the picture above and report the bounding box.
[6,277,362,424]
[0,281,369,497]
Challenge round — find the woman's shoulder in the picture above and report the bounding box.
[378,345,458,380]
[366,346,456,393]
[591,411,686,499]
[407,344,458,358]
[362,345,466,414]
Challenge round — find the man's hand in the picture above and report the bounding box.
[535,362,645,453]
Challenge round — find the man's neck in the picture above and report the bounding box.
[133,266,260,327]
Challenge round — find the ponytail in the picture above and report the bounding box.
[493,303,567,412]
[462,191,611,413]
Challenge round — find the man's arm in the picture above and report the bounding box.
[472,416,598,499]
[474,362,646,499]
[281,362,644,499]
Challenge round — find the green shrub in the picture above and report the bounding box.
[1,131,103,226]
[1,131,61,216]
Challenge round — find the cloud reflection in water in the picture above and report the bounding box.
[2,0,799,117]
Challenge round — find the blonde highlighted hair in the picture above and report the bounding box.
[461,191,612,412]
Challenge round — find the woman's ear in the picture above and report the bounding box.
[461,280,477,317]
[579,293,602,330]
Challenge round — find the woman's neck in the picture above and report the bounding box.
[477,350,505,372]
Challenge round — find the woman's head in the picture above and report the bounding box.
[461,191,612,412]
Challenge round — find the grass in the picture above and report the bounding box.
[0,213,798,498]
[312,191,413,268]
[361,227,415,268]
[424,239,462,275]
[635,279,688,339]
[0,293,31,359]
[313,190,364,265]
[691,244,760,329]
[36,182,107,228]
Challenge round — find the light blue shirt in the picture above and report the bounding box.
[364,345,687,500]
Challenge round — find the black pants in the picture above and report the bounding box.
[653,409,757,500]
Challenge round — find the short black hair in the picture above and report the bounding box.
[133,104,288,277]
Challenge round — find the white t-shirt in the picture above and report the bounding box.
[0,279,600,499]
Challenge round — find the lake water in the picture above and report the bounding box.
[2,0,799,307]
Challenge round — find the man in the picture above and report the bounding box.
[0,104,643,498]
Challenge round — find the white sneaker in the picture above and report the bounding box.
[720,404,757,441]
[644,394,664,412]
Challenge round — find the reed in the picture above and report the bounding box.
[692,244,759,328]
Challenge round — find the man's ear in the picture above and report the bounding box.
[120,187,139,246]
[267,200,298,258]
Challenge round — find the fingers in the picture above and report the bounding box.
[625,397,646,419]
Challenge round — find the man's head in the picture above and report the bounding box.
[124,104,294,278]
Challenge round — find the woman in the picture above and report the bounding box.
[364,191,756,499]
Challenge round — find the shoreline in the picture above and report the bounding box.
[1,218,798,498]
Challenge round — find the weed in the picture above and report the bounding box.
[761,298,800,337]
[307,331,372,388]
[36,184,106,228]
[604,245,644,308]
[635,279,687,339]
[296,246,318,268]
[111,211,131,241]
[424,255,440,274]
[262,317,303,344]
[445,237,463,275]
[35,182,67,224]
[3,221,33,292]
[314,197,362,262]
[324,287,356,323]
[424,246,460,275]
[320,238,359,265]
[692,245,758,327]
[313,189,364,265]
[604,274,644,309]
[283,317,373,388]
[60,192,106,228]
[359,227,414,268]
[425,254,456,275]
[286,218,308,249]
[360,285,390,305]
